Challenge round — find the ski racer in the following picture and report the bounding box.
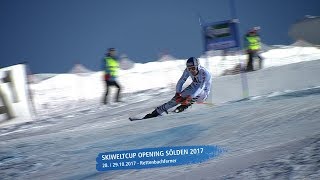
[143,57,212,119]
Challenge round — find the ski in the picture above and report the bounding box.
[129,116,160,121]
[129,117,144,121]
[129,115,163,121]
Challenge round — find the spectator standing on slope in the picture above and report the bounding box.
[102,48,122,104]
[244,27,263,71]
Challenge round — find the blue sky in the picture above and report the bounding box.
[1,0,319,73]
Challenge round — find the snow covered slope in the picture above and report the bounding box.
[211,60,320,104]
[1,47,320,179]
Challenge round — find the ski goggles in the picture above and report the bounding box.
[187,66,197,71]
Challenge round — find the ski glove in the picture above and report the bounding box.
[181,95,192,105]
[175,93,183,103]
[175,93,192,105]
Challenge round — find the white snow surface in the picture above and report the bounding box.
[1,45,320,179]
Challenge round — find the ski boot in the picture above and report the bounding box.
[143,109,160,119]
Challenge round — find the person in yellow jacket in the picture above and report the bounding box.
[102,48,122,104]
[244,27,263,71]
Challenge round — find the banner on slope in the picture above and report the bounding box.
[0,64,33,125]
[202,19,240,51]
